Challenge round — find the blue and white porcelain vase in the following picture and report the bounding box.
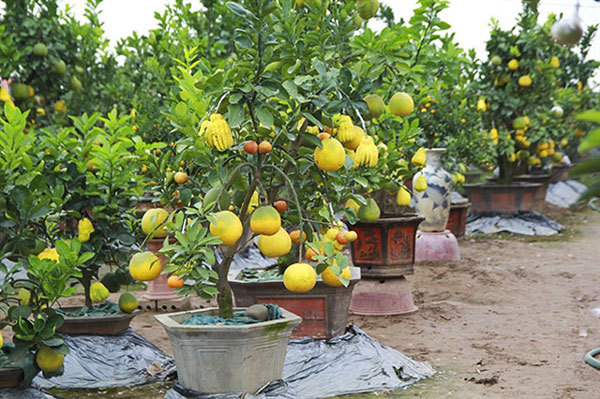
[412,148,452,232]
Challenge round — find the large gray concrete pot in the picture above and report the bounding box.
[155,307,301,394]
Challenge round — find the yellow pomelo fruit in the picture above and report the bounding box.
[344,126,365,150]
[118,292,138,313]
[141,208,169,238]
[129,251,162,281]
[414,175,427,192]
[389,92,414,117]
[210,210,243,246]
[36,345,64,372]
[283,263,317,293]
[321,265,351,287]
[363,94,385,118]
[518,75,532,87]
[550,56,559,68]
[513,117,527,130]
[314,138,346,172]
[396,186,411,206]
[257,228,291,258]
[250,206,281,236]
[0,333,3,348]
[508,59,519,71]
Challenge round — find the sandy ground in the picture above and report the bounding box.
[50,207,600,398]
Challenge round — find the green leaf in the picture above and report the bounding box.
[570,157,600,177]
[255,106,274,128]
[175,102,188,118]
[578,128,600,152]
[301,132,322,148]
[575,110,600,123]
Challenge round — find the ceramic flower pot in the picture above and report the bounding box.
[463,182,541,214]
[155,307,301,394]
[412,148,452,232]
[230,267,361,339]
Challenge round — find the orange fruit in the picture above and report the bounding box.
[167,275,185,288]
[258,141,272,154]
[174,172,188,184]
[273,200,287,213]
[243,141,258,154]
[289,230,306,243]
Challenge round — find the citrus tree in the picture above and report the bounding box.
[131,0,406,319]
[0,0,119,125]
[475,0,564,183]
[37,111,151,306]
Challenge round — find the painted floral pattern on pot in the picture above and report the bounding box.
[413,148,452,232]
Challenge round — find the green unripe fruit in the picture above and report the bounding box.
[53,60,66,75]
[33,43,48,57]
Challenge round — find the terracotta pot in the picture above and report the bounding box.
[446,201,470,237]
[144,238,179,301]
[463,183,541,214]
[56,306,139,335]
[230,267,360,339]
[349,214,424,278]
[550,164,570,183]
[0,367,24,388]
[413,148,452,231]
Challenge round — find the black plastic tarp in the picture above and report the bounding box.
[165,325,435,399]
[466,211,562,236]
[34,328,175,389]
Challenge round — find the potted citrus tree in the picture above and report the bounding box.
[140,0,388,393]
[36,111,146,333]
[464,0,566,214]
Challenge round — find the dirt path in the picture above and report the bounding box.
[348,209,600,398]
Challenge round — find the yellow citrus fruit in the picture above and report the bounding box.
[129,251,162,281]
[118,292,138,313]
[396,186,411,206]
[321,265,351,287]
[90,282,109,303]
[363,94,386,118]
[314,137,346,172]
[414,175,427,192]
[283,263,317,293]
[174,171,188,184]
[345,198,361,213]
[508,59,519,71]
[250,206,281,236]
[0,333,3,348]
[257,227,291,258]
[36,345,64,373]
[141,208,170,238]
[38,248,59,262]
[518,75,532,87]
[344,126,366,150]
[167,275,185,288]
[411,147,426,166]
[210,210,243,246]
[389,92,414,117]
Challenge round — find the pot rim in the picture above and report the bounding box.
[56,306,139,321]
[351,213,425,224]
[463,182,542,189]
[154,307,301,331]
[229,266,361,284]
[424,147,447,153]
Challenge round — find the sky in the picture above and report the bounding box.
[57,0,600,68]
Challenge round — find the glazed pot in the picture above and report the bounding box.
[412,148,452,232]
[56,306,139,335]
[0,367,24,388]
[446,201,471,237]
[463,182,541,214]
[486,174,551,201]
[349,214,424,278]
[155,307,301,394]
[230,267,360,339]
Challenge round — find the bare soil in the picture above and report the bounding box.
[49,207,600,399]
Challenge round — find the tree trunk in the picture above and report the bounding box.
[497,155,513,185]
[81,269,93,308]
